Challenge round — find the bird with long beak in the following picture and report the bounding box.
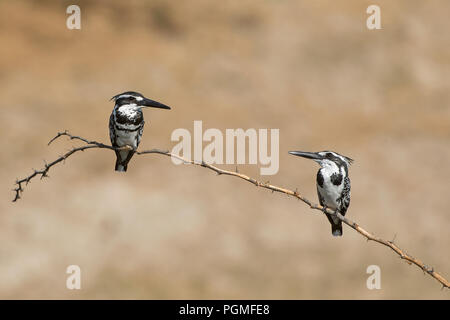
[109,91,171,172]
[288,150,353,236]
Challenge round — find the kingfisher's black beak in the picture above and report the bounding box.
[288,151,322,160]
[141,97,171,110]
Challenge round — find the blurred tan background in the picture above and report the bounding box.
[1,0,449,299]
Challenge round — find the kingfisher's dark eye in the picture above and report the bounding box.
[326,153,333,158]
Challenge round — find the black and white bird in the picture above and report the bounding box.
[109,91,171,172]
[288,150,353,237]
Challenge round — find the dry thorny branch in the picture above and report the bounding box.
[12,131,450,290]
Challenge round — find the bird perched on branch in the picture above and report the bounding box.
[109,91,171,172]
[288,150,353,237]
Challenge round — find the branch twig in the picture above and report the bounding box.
[13,131,114,202]
[12,131,450,289]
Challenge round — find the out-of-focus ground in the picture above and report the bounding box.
[0,0,449,299]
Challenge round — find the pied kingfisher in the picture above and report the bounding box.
[109,91,171,172]
[288,150,353,237]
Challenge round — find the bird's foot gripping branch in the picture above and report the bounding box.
[12,131,450,290]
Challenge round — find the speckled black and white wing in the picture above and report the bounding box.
[316,170,325,205]
[338,176,351,216]
[109,111,125,171]
[136,120,145,147]
[109,112,118,147]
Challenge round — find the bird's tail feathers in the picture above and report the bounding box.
[324,212,343,237]
[115,163,127,172]
[114,150,133,172]
[331,222,343,237]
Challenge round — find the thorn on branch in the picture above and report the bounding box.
[48,130,67,145]
[424,265,434,273]
[399,255,412,265]
[390,233,397,245]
